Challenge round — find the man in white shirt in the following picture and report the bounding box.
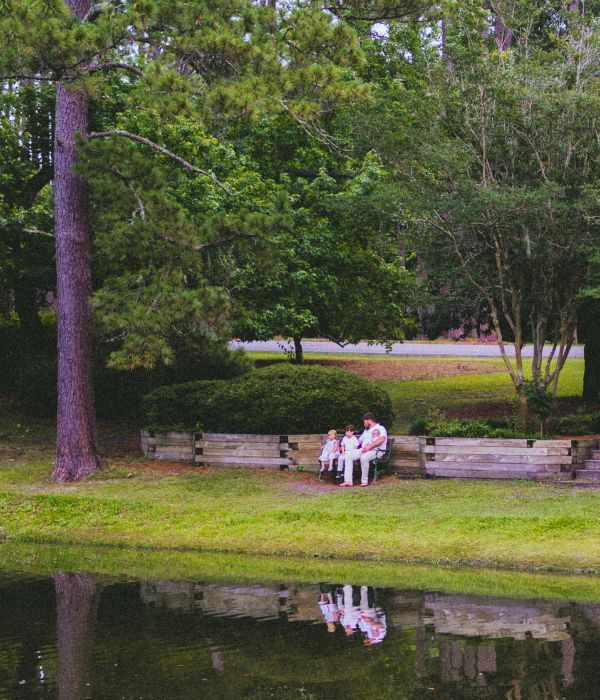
[340,412,388,487]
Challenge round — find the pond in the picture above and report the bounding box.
[2,546,600,698]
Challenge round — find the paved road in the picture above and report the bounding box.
[230,340,584,358]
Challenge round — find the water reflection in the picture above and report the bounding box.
[2,569,600,698]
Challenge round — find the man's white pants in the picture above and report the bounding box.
[342,448,378,485]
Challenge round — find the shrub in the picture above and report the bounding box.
[548,413,600,436]
[144,363,394,434]
[409,416,529,438]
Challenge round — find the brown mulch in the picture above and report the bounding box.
[256,358,504,382]
[324,359,504,382]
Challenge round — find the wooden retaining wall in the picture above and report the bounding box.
[141,431,597,480]
[423,437,597,481]
[141,431,291,469]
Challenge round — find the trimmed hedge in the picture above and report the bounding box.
[144,363,394,434]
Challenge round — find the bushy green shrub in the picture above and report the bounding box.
[144,363,394,434]
[548,413,600,436]
[409,415,529,438]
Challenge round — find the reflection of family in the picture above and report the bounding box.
[318,412,388,487]
[318,585,387,645]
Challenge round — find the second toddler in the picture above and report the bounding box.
[336,425,359,480]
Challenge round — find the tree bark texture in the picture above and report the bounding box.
[54,572,100,700]
[52,0,100,481]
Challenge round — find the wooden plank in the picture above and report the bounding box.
[146,431,193,440]
[153,451,194,460]
[152,446,194,455]
[425,445,570,456]
[195,439,287,450]
[196,449,286,461]
[145,437,194,447]
[425,461,559,472]
[196,461,283,470]
[194,455,290,466]
[428,454,570,465]
[200,433,281,442]
[430,438,575,448]
[426,468,540,480]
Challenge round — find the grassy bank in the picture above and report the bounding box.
[0,357,595,575]
[1,409,600,573]
[4,540,600,603]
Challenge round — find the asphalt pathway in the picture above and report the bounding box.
[230,340,584,358]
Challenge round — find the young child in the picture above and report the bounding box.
[336,424,359,480]
[318,430,340,479]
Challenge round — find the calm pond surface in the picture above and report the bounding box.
[2,560,600,698]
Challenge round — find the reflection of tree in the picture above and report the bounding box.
[54,572,101,700]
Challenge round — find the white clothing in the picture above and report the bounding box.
[358,423,388,451]
[319,438,340,463]
[338,584,360,631]
[318,601,338,624]
[340,435,359,453]
[342,448,378,485]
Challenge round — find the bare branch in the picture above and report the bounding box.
[88,130,232,194]
[279,100,351,157]
[24,227,54,238]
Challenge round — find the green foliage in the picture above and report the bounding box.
[523,380,557,433]
[548,413,600,437]
[409,415,529,439]
[3,327,252,418]
[144,363,394,433]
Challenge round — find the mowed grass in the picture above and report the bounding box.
[1,420,600,573]
[5,540,600,603]
[0,357,594,575]
[387,358,583,430]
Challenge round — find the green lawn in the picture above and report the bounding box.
[387,358,584,430]
[1,407,600,574]
[0,357,594,577]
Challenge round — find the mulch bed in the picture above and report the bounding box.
[256,358,504,382]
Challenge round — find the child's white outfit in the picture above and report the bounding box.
[338,435,359,479]
[319,438,340,465]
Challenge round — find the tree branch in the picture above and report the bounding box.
[86,62,144,78]
[88,130,232,194]
[83,1,118,23]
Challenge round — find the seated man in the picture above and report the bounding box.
[340,412,388,487]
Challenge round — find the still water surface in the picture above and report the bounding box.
[2,565,600,698]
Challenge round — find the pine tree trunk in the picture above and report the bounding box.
[52,0,100,481]
[54,572,100,700]
[292,335,304,364]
